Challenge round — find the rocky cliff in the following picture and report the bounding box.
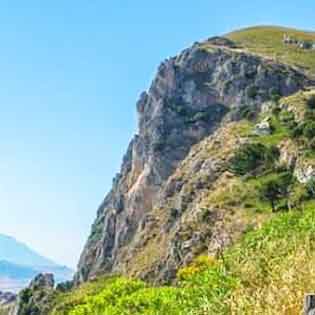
[75,36,310,284]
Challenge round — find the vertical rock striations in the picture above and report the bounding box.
[76,39,309,283]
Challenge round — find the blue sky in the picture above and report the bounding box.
[0,1,314,268]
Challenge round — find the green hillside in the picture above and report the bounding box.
[12,27,315,315]
[226,26,315,75]
[20,90,315,315]
[48,206,315,314]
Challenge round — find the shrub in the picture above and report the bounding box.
[229,143,279,176]
[306,179,315,197]
[259,171,293,212]
[247,86,258,99]
[303,121,315,139]
[307,95,315,109]
[279,110,295,124]
[56,281,73,293]
[290,120,315,141]
[269,87,281,102]
[304,108,315,120]
[279,110,297,130]
[304,41,313,49]
[48,206,315,315]
[286,183,312,210]
[177,256,217,281]
[289,124,303,138]
[271,104,281,117]
[239,104,256,120]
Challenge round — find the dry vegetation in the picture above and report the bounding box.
[226,26,315,76]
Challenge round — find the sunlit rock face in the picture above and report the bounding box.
[75,38,309,284]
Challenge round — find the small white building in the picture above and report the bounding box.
[283,34,292,44]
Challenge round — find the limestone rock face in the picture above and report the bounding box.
[278,139,298,169]
[29,274,55,291]
[10,274,55,315]
[295,163,315,184]
[75,40,309,284]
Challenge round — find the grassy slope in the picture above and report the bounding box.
[47,91,315,314]
[44,28,315,314]
[226,26,315,75]
[49,205,315,315]
[0,305,15,315]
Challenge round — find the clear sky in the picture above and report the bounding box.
[0,0,314,268]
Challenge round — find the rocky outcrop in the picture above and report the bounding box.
[254,117,272,136]
[29,274,54,291]
[126,122,250,282]
[75,38,310,284]
[295,162,315,184]
[0,292,17,315]
[0,292,16,306]
[12,274,55,315]
[278,138,315,184]
[278,139,298,170]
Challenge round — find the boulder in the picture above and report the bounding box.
[253,117,272,136]
[30,273,55,290]
[294,164,315,184]
[278,139,298,169]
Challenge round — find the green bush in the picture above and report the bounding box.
[289,123,304,138]
[247,86,258,99]
[307,95,315,109]
[259,171,293,212]
[239,104,256,120]
[269,87,281,102]
[303,121,315,139]
[49,205,315,315]
[56,281,73,293]
[279,110,295,124]
[229,143,279,176]
[289,120,315,141]
[271,104,281,117]
[306,179,315,197]
[304,108,315,120]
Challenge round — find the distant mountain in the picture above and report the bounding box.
[0,260,37,279]
[0,234,74,292]
[0,234,56,267]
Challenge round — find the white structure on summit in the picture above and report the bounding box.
[283,33,315,50]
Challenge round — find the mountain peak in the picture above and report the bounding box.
[0,234,56,268]
[75,31,310,284]
[0,234,73,292]
[226,26,315,75]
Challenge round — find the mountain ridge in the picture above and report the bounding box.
[0,234,73,292]
[75,25,311,284]
[7,25,315,315]
[0,234,56,268]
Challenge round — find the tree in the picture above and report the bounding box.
[230,143,279,176]
[259,172,293,212]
